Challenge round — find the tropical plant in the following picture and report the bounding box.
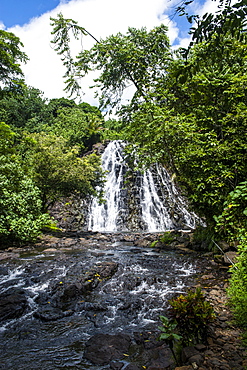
[158,315,182,364]
[168,287,215,345]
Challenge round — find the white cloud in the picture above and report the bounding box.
[8,0,180,106]
[194,0,220,16]
[7,0,225,108]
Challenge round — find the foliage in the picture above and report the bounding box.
[0,123,50,245]
[215,181,247,241]
[24,132,104,211]
[158,315,182,364]
[0,30,28,94]
[192,225,215,250]
[102,119,125,140]
[51,15,172,109]
[49,106,103,153]
[123,31,247,221]
[160,232,174,245]
[50,13,92,97]
[215,182,247,327]
[0,85,51,131]
[227,236,247,327]
[168,287,215,345]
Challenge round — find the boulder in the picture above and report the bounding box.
[0,288,28,321]
[181,346,200,363]
[84,333,131,365]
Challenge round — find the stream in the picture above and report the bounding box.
[0,234,202,369]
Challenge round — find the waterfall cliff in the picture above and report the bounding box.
[87,140,199,232]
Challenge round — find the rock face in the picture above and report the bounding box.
[0,288,28,322]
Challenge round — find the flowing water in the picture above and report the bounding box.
[88,141,199,232]
[0,237,201,369]
[0,141,202,368]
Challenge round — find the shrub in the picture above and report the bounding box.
[160,231,174,245]
[168,287,215,345]
[215,182,247,327]
[227,233,247,327]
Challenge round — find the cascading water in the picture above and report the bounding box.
[88,140,199,232]
[0,142,204,369]
[0,239,202,369]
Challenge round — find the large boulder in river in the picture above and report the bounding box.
[84,333,131,365]
[0,288,28,321]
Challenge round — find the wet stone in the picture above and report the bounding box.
[182,347,200,363]
[33,306,73,321]
[0,288,28,321]
[110,361,124,369]
[84,333,131,365]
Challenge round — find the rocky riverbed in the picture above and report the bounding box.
[0,231,246,370]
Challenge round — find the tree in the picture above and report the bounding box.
[50,3,247,223]
[24,132,104,211]
[0,85,52,131]
[0,30,28,95]
[0,123,50,245]
[123,31,247,221]
[51,14,172,110]
[49,106,103,153]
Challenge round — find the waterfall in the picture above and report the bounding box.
[87,140,199,232]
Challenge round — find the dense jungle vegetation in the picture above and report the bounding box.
[0,0,246,327]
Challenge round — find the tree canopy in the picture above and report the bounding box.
[0,30,28,95]
[0,30,105,245]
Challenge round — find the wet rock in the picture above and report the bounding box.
[125,364,143,370]
[33,306,73,321]
[84,333,131,365]
[110,361,124,370]
[94,261,118,278]
[218,241,230,252]
[0,252,20,260]
[147,346,174,370]
[181,347,200,363]
[188,354,203,366]
[194,344,206,351]
[0,288,28,321]
[75,301,107,311]
[134,239,150,248]
[49,261,118,306]
[43,248,58,253]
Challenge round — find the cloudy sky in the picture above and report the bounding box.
[0,0,219,106]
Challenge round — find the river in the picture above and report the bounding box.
[0,232,202,369]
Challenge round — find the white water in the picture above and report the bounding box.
[88,140,199,232]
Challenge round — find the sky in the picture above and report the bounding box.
[0,0,219,106]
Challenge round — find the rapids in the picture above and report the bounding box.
[0,234,201,369]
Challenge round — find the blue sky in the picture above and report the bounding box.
[0,0,217,104]
[0,0,60,28]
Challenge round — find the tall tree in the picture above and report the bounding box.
[51,14,172,110]
[0,30,28,95]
